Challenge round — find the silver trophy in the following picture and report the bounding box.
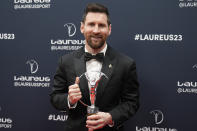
[79,71,108,115]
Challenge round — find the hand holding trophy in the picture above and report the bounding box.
[68,77,82,106]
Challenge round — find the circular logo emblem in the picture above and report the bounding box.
[150,110,164,125]
[64,23,76,37]
[26,59,39,74]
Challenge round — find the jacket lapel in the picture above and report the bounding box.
[74,48,91,106]
[95,46,117,106]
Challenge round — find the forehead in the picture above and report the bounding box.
[85,12,108,24]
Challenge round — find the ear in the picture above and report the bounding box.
[108,24,112,35]
[80,22,84,34]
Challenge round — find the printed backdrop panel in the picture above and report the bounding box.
[0,0,196,130]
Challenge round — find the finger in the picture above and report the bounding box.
[69,93,82,98]
[69,91,82,97]
[88,128,94,131]
[69,88,81,94]
[86,119,103,126]
[87,114,100,120]
[75,77,80,84]
[69,91,81,96]
[86,123,104,130]
[69,84,80,90]
[69,86,81,94]
[70,95,82,101]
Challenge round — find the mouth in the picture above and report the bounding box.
[91,35,102,41]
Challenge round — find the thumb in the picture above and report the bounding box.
[75,77,80,84]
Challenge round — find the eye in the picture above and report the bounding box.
[99,24,106,28]
[88,23,95,27]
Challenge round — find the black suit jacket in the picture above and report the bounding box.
[50,45,140,131]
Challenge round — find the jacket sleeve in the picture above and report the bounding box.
[109,61,140,129]
[50,56,70,112]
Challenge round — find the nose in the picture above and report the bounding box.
[93,25,100,33]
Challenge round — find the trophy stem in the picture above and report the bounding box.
[87,105,99,116]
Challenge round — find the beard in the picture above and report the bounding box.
[86,34,106,49]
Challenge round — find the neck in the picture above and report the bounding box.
[86,42,106,54]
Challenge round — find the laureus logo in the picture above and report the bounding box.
[26,60,39,74]
[150,110,164,125]
[64,23,76,37]
[193,64,197,69]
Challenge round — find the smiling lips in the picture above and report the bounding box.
[91,35,102,41]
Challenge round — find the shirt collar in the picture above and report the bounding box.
[85,44,107,56]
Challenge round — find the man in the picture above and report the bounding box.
[50,3,140,131]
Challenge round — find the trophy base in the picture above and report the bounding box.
[87,106,99,116]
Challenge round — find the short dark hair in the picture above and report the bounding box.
[82,3,111,25]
